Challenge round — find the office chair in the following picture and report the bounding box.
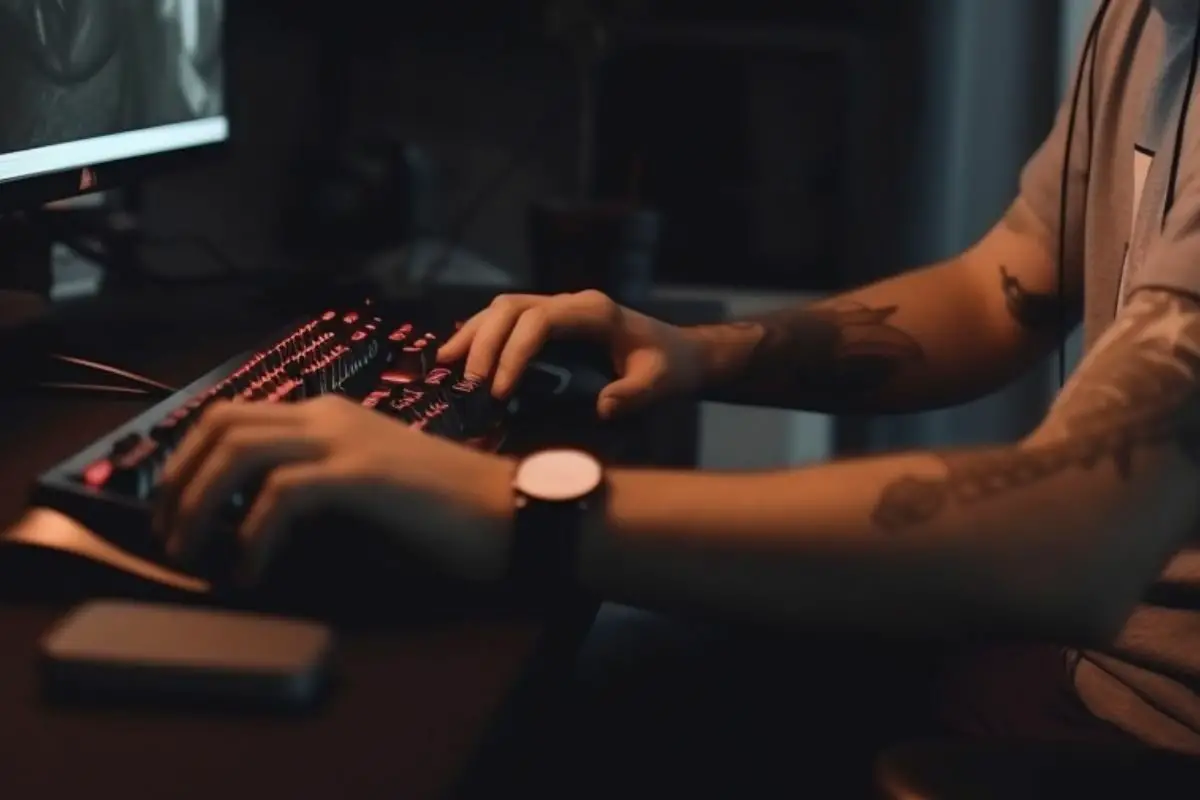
[873,738,1200,799]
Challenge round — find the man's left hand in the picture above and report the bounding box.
[154,395,514,584]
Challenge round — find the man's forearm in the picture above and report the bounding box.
[582,437,1180,644]
[684,255,1062,414]
[570,289,1200,645]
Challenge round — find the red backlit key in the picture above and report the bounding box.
[422,367,454,386]
[381,370,418,385]
[361,388,392,409]
[82,459,113,489]
[393,341,435,378]
[443,372,497,435]
[411,395,460,438]
[106,436,162,499]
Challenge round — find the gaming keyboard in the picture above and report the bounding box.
[33,302,508,564]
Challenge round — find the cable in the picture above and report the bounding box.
[34,382,154,398]
[1057,0,1113,390]
[49,354,178,395]
[417,101,573,289]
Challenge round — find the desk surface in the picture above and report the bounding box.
[0,285,720,800]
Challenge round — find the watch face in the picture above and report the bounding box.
[515,449,603,502]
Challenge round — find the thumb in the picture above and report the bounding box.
[596,375,654,420]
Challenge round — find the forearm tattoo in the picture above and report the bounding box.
[714,304,925,406]
[872,289,1200,530]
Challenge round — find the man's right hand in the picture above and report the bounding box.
[437,290,703,419]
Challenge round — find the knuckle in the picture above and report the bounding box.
[198,399,234,428]
[220,428,258,459]
[306,396,352,432]
[310,394,348,413]
[519,305,549,332]
[259,469,300,503]
[575,288,612,308]
[489,294,517,312]
[337,455,375,480]
[575,289,618,320]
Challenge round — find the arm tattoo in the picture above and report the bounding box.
[998,200,1079,334]
[730,303,925,403]
[1000,265,1061,332]
[871,289,1200,531]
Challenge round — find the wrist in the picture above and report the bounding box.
[679,322,764,390]
[460,454,516,582]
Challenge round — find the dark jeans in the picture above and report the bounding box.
[517,604,1133,799]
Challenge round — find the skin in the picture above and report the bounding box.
[157,198,1197,644]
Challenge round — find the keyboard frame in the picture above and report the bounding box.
[31,304,521,560]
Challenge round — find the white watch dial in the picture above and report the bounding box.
[515,449,603,502]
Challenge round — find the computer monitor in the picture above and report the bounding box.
[0,0,228,212]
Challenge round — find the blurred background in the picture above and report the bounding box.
[69,0,1098,469]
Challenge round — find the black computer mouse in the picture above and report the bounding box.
[510,339,615,414]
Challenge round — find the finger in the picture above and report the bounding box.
[546,289,622,339]
[165,432,327,563]
[236,461,340,585]
[437,310,486,363]
[162,400,303,488]
[155,403,303,536]
[462,300,528,380]
[492,308,551,398]
[596,351,666,419]
[596,376,652,419]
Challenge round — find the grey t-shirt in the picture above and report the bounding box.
[1020,0,1200,751]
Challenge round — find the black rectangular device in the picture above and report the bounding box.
[39,600,334,710]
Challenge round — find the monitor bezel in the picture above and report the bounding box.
[0,3,232,214]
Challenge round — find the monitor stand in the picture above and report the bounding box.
[0,210,151,398]
[0,212,55,390]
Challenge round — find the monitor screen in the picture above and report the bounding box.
[0,0,227,205]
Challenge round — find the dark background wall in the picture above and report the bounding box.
[139,0,926,291]
[135,0,1068,461]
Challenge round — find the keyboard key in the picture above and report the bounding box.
[107,436,162,499]
[383,386,432,423]
[410,394,461,438]
[442,372,498,436]
[81,459,113,489]
[110,433,144,458]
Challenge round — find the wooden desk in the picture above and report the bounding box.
[0,285,717,800]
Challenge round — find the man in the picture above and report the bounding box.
[158,0,1200,793]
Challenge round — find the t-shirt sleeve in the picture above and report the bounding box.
[1014,33,1096,279]
[1127,134,1200,301]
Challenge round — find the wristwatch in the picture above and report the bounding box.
[509,448,606,599]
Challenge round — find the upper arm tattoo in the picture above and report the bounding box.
[734,303,925,401]
[1000,265,1061,332]
[871,289,1200,531]
[997,201,1078,335]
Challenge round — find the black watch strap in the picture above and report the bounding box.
[508,491,597,601]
